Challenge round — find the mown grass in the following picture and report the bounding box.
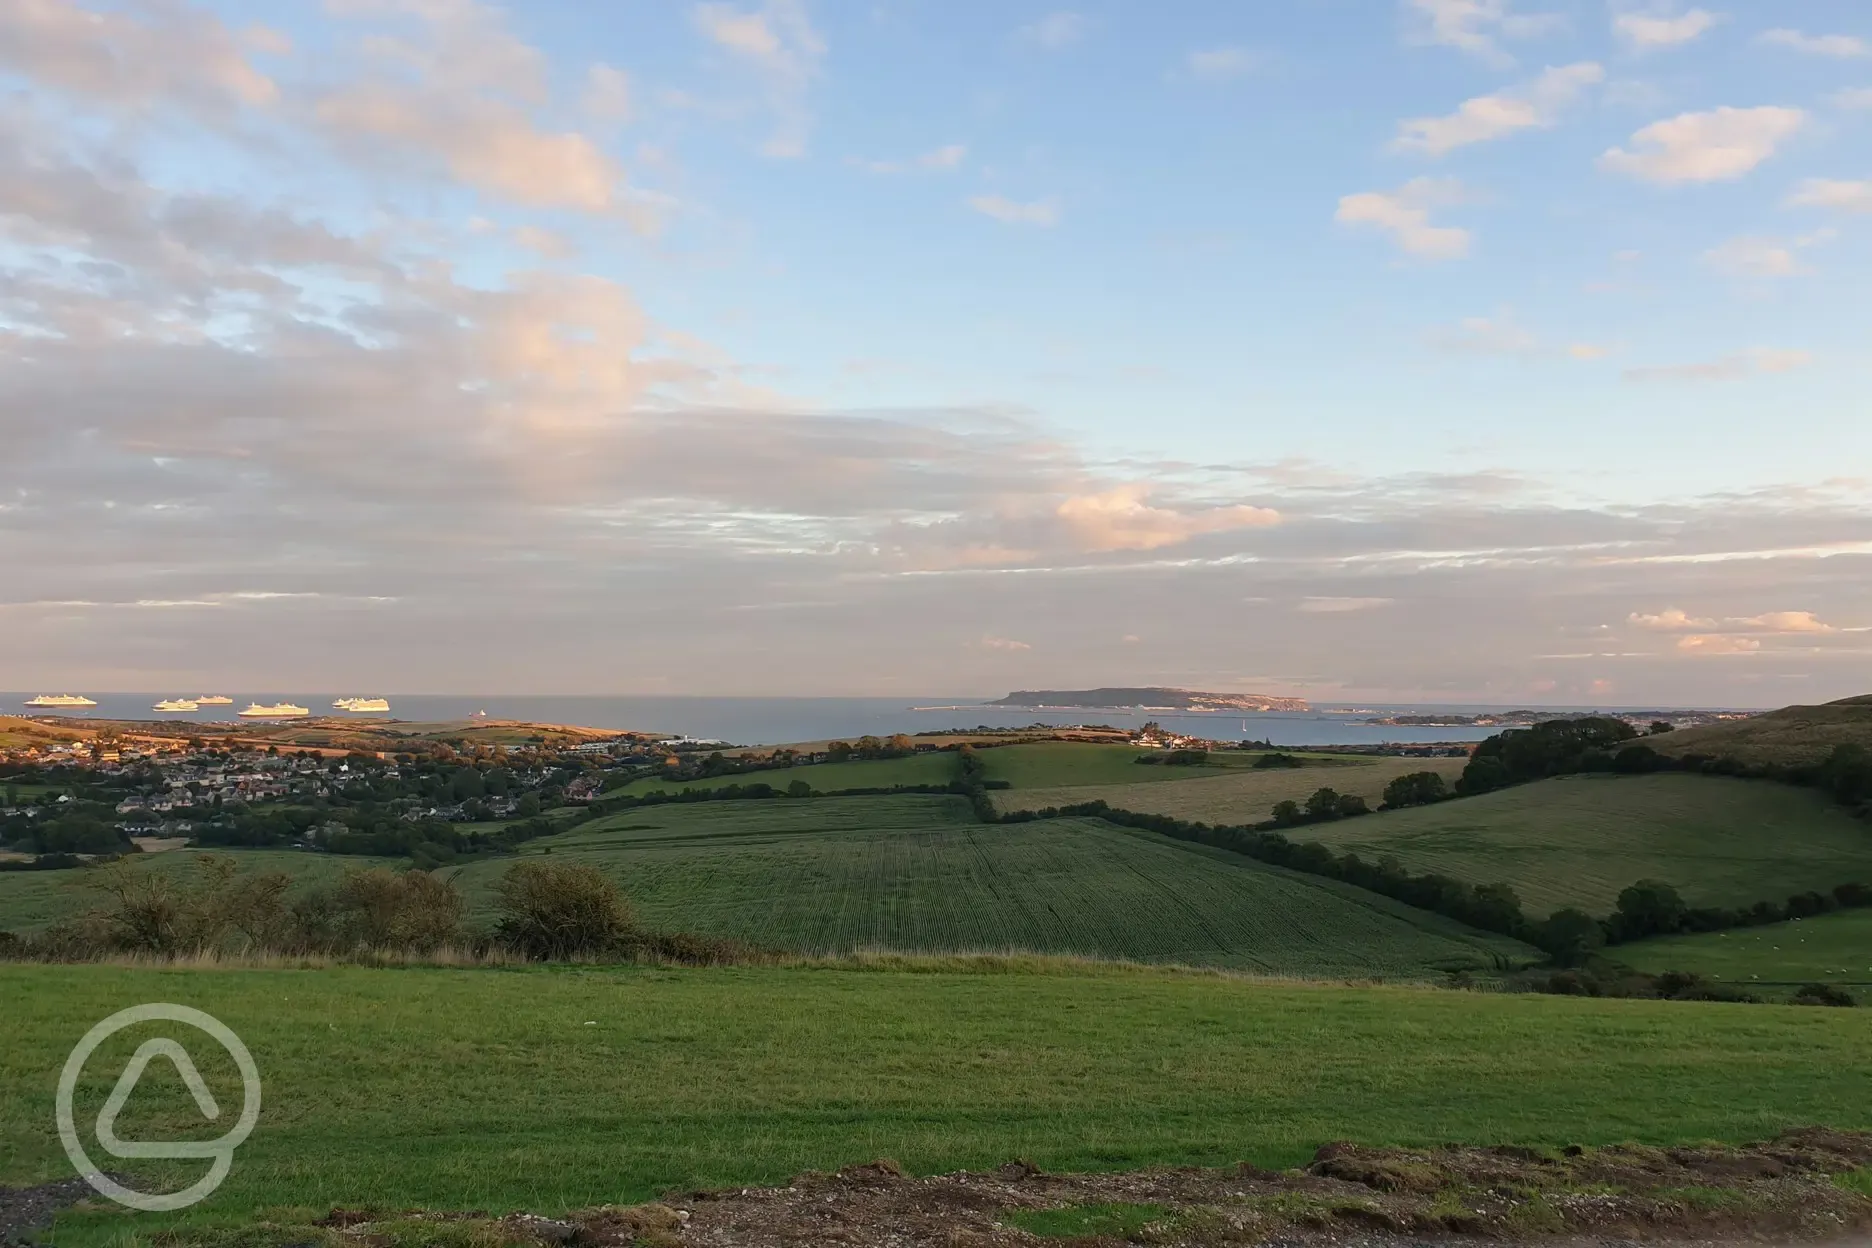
[453,796,1525,976]
[998,755,1469,823]
[1618,908,1872,996]
[4,963,1869,1245]
[1293,773,1872,914]
[610,750,955,796]
[1652,697,1872,768]
[0,849,401,934]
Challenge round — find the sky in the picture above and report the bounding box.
[1,0,1870,705]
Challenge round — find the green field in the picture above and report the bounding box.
[977,742,1289,788]
[1654,695,1872,767]
[0,849,400,934]
[451,795,1527,976]
[998,755,1469,823]
[4,963,1870,1244]
[611,749,956,796]
[1293,773,1872,916]
[1619,908,1872,996]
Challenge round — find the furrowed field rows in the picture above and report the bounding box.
[1294,773,1872,915]
[452,796,1529,976]
[996,756,1470,823]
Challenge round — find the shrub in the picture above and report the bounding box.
[324,868,466,952]
[1381,771,1447,809]
[1538,908,1605,967]
[1253,752,1305,769]
[1545,970,1600,997]
[493,860,636,960]
[1791,983,1857,1008]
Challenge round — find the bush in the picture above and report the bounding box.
[319,868,465,952]
[1254,753,1305,769]
[1791,983,1857,1008]
[493,860,636,960]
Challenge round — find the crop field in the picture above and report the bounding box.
[612,749,957,796]
[1295,774,1872,916]
[0,849,400,934]
[4,963,1870,1245]
[452,795,1527,976]
[1618,908,1872,997]
[997,755,1469,822]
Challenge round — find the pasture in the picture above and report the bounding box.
[997,755,1469,823]
[1618,908,1872,997]
[4,963,1870,1245]
[452,795,1527,976]
[1292,773,1872,916]
[976,742,1303,788]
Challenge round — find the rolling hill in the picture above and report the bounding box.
[1651,695,1872,767]
[1289,772,1872,916]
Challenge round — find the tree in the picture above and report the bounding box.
[1382,771,1448,809]
[1336,793,1370,817]
[1539,908,1605,967]
[1269,799,1302,826]
[516,792,542,818]
[1304,787,1342,821]
[1613,879,1687,940]
[1647,721,1674,735]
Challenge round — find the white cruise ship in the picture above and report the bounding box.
[194,695,234,706]
[238,702,310,719]
[24,694,97,708]
[334,697,391,713]
[153,699,199,712]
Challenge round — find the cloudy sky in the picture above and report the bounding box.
[2,0,1870,704]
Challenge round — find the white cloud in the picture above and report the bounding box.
[1432,311,1539,354]
[1598,106,1805,184]
[1759,28,1868,58]
[1335,177,1473,260]
[1403,0,1563,65]
[977,636,1032,652]
[1054,487,1279,552]
[1393,61,1602,156]
[1786,178,1872,213]
[1741,610,1837,634]
[1677,634,1761,654]
[693,0,825,157]
[1623,347,1812,381]
[1568,343,1614,360]
[0,0,281,118]
[1297,597,1393,613]
[1612,9,1718,50]
[1700,234,1820,278]
[1835,88,1872,109]
[513,225,574,258]
[1187,47,1264,80]
[855,143,967,174]
[968,194,1060,226]
[1630,608,1717,631]
[1018,11,1088,49]
[582,64,631,123]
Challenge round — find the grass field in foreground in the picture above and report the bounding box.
[1294,773,1872,916]
[1618,908,1872,997]
[0,849,400,934]
[997,755,1469,823]
[3,963,1869,1245]
[453,795,1527,976]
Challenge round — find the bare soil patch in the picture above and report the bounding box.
[155,1129,1872,1247]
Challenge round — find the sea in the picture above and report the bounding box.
[0,693,1703,748]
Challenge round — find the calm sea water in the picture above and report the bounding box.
[1,692,1597,747]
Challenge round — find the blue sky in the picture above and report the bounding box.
[2,0,1870,703]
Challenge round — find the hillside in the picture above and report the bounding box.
[1291,773,1871,915]
[1650,695,1872,766]
[995,755,1469,821]
[448,795,1528,976]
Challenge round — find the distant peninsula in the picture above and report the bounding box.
[987,687,1309,713]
